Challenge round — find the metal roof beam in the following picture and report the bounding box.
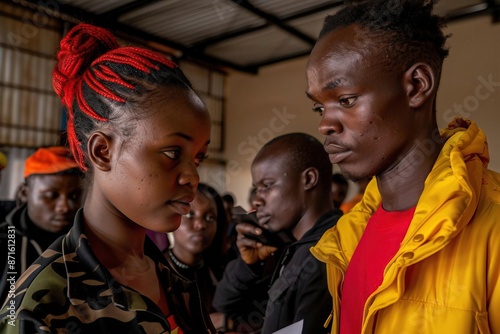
[100,0,162,20]
[192,1,343,50]
[18,0,258,74]
[283,1,343,21]
[486,0,500,23]
[230,0,316,45]
[248,50,312,68]
[444,2,500,23]
[191,23,272,50]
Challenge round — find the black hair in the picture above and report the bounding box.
[222,193,235,206]
[256,133,332,194]
[197,182,228,280]
[319,0,450,79]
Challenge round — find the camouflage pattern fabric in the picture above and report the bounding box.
[0,210,215,334]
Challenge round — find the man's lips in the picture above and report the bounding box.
[324,142,351,164]
[51,218,71,227]
[256,214,270,226]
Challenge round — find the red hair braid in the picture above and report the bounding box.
[52,23,178,171]
[53,23,119,170]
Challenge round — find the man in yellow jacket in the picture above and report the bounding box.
[306,0,500,333]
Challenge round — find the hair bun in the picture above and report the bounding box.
[53,23,120,100]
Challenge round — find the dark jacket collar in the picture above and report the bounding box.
[295,209,343,246]
[270,209,343,285]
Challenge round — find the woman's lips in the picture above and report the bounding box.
[168,201,191,215]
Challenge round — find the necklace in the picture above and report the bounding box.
[167,249,190,269]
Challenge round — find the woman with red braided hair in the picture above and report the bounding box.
[0,23,215,333]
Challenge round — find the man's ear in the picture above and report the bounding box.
[18,182,29,203]
[87,131,113,171]
[302,167,319,190]
[404,63,435,108]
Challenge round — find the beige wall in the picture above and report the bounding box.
[224,15,500,209]
[224,57,316,208]
[437,16,500,164]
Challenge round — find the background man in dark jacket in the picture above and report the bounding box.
[213,132,342,334]
[0,146,83,304]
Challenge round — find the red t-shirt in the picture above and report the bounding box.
[339,205,416,334]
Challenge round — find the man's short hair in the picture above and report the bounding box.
[319,0,450,80]
[257,133,332,193]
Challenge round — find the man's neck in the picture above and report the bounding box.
[293,201,333,240]
[376,140,444,211]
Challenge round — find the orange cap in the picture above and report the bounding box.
[24,146,79,179]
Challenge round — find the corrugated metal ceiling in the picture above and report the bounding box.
[12,0,500,73]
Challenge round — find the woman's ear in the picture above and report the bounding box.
[87,131,113,171]
[404,62,436,108]
[302,167,319,190]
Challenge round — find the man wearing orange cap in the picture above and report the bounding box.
[0,146,83,303]
[0,151,15,224]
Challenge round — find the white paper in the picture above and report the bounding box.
[272,319,304,334]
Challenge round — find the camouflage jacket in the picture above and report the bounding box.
[0,210,216,333]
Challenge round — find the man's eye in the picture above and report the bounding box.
[42,192,58,200]
[339,96,356,107]
[69,191,81,201]
[164,149,180,160]
[257,183,272,192]
[312,106,324,116]
[185,211,194,219]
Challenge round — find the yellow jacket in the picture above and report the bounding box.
[311,119,500,334]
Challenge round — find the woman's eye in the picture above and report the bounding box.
[312,105,324,116]
[339,96,356,107]
[164,149,180,160]
[185,211,194,219]
[195,154,209,167]
[205,214,216,222]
